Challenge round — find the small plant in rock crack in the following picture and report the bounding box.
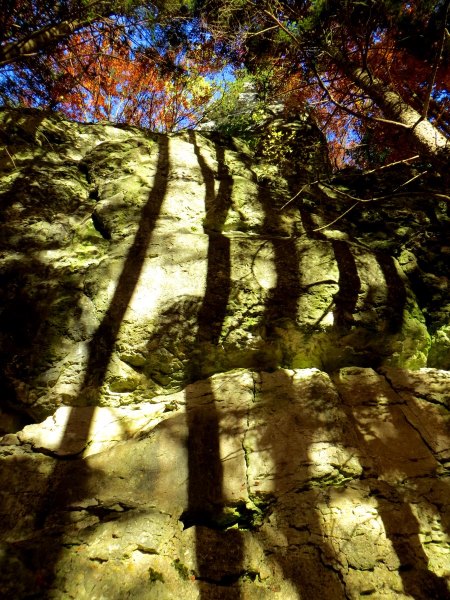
[173,558,191,580]
[148,567,164,583]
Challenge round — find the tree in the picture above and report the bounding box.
[0,0,224,130]
[25,20,222,130]
[0,1,143,108]
[2,0,448,164]
[195,0,449,170]
[0,1,134,67]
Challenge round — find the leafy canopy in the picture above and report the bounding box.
[0,0,225,131]
[0,0,448,167]
[194,0,449,168]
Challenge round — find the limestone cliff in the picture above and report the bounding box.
[0,108,449,599]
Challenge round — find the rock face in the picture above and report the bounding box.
[0,108,449,598]
[2,367,450,599]
[0,109,437,419]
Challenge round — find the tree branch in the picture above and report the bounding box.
[361,154,420,175]
[312,62,411,129]
[0,19,93,67]
[312,202,359,232]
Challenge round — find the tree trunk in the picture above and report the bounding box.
[0,19,96,67]
[0,0,122,67]
[340,60,449,167]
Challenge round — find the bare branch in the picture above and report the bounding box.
[279,180,320,210]
[5,147,16,168]
[247,25,279,38]
[312,202,359,232]
[262,9,301,45]
[362,154,420,175]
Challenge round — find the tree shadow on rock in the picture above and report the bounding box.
[377,492,450,600]
[180,132,245,598]
[182,380,245,599]
[256,179,304,368]
[254,182,346,596]
[0,254,87,426]
[26,135,170,596]
[253,369,347,598]
[335,370,450,599]
[299,199,409,369]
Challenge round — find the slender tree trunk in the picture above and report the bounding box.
[339,59,449,167]
[0,0,122,67]
[0,19,95,67]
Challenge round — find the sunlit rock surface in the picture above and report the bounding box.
[1,367,450,599]
[0,109,438,419]
[0,109,449,598]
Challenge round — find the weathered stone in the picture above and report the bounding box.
[1,368,450,598]
[0,110,433,419]
[1,109,450,599]
[17,401,172,457]
[333,367,439,482]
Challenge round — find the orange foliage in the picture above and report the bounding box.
[252,0,449,168]
[43,23,225,131]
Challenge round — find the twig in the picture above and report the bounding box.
[312,202,359,231]
[5,147,16,168]
[387,191,450,202]
[318,169,427,204]
[312,187,449,233]
[362,154,419,175]
[390,171,427,192]
[319,182,374,203]
[262,9,300,45]
[279,157,424,212]
[279,180,319,210]
[247,25,278,37]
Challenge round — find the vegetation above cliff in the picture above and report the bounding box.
[0,1,448,170]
